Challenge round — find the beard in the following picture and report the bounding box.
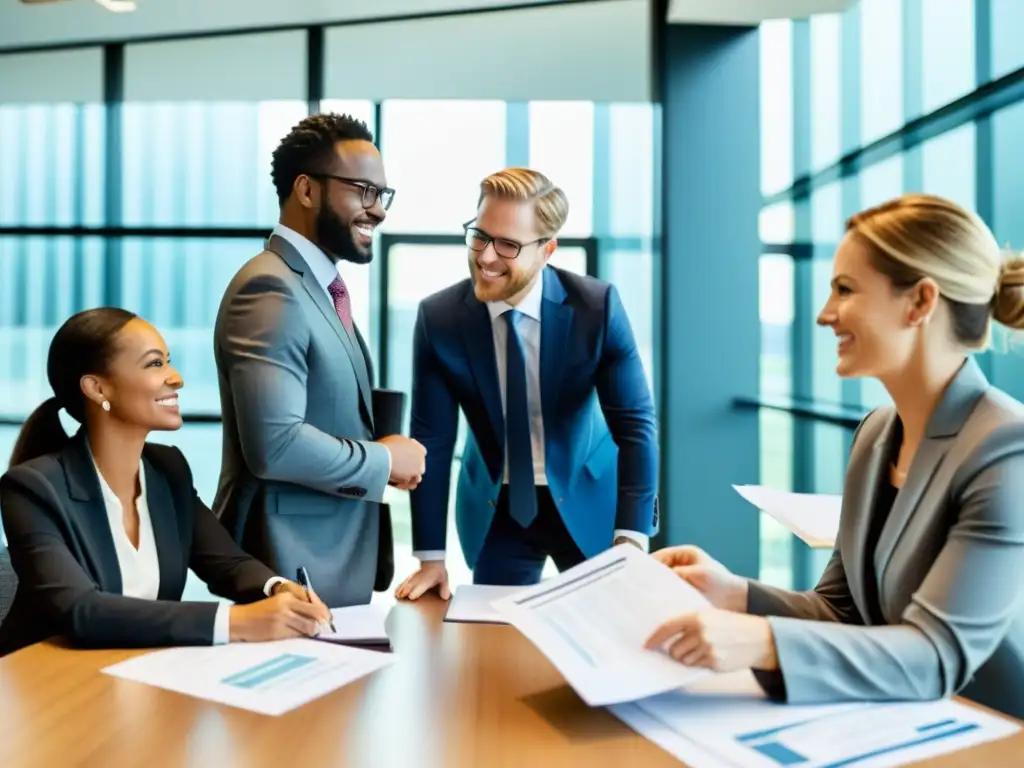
[470,258,540,303]
[315,204,372,265]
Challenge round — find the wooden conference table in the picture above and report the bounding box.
[1,596,1022,767]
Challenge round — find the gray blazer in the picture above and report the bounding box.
[212,235,391,608]
[748,357,1024,718]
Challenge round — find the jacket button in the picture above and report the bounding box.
[488,499,495,506]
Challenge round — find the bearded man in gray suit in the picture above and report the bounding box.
[212,113,426,608]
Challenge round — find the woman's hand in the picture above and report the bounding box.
[653,545,749,612]
[228,589,331,642]
[271,579,330,613]
[644,609,778,672]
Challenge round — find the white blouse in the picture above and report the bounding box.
[92,457,231,644]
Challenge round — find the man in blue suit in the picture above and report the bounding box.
[395,168,659,597]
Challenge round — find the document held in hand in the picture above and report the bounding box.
[733,484,842,549]
[490,543,715,706]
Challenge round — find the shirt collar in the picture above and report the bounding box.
[486,267,545,323]
[272,223,339,292]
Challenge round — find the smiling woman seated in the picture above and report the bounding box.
[646,193,1024,720]
[0,308,330,656]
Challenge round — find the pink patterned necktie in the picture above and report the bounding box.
[327,275,354,333]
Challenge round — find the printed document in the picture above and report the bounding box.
[490,543,714,706]
[316,603,391,648]
[102,637,394,716]
[444,584,523,624]
[733,484,842,548]
[612,671,1019,768]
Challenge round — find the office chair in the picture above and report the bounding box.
[0,543,17,626]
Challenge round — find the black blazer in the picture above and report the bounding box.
[0,432,277,657]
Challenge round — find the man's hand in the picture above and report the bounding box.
[395,561,451,601]
[378,435,427,490]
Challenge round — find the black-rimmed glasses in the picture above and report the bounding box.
[307,173,395,211]
[463,220,549,260]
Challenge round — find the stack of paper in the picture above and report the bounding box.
[315,603,392,649]
[611,672,1019,767]
[733,484,842,548]
[490,544,714,705]
[444,584,523,624]
[102,637,394,716]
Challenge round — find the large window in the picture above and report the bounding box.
[809,15,842,171]
[0,104,105,227]
[529,102,594,237]
[757,3,1020,587]
[859,0,903,144]
[759,20,793,195]
[122,102,306,226]
[921,0,975,115]
[991,0,1024,80]
[381,100,506,235]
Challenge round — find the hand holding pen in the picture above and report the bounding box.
[297,566,336,633]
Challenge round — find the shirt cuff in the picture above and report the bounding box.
[413,550,446,562]
[264,576,287,596]
[614,530,650,552]
[213,603,231,645]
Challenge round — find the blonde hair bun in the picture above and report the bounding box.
[993,253,1024,331]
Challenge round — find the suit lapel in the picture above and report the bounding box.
[874,436,950,586]
[539,268,573,424]
[874,358,989,589]
[461,290,504,444]
[62,433,122,594]
[844,411,894,617]
[268,235,374,426]
[141,457,185,600]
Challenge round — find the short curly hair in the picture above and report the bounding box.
[270,112,374,205]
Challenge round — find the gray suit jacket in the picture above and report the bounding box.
[212,235,391,608]
[748,357,1024,718]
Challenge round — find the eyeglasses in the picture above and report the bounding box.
[463,220,549,260]
[307,173,395,211]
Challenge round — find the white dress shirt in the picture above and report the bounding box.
[415,268,648,562]
[92,456,283,645]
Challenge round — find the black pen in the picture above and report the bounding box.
[296,566,336,633]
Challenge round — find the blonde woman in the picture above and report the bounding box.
[647,194,1024,718]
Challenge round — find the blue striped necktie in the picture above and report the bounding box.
[504,310,538,528]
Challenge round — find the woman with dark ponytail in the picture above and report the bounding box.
[0,308,330,656]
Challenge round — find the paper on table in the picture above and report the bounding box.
[102,637,394,716]
[619,671,1020,768]
[489,543,715,706]
[608,702,726,768]
[316,604,391,648]
[733,484,842,548]
[444,584,523,624]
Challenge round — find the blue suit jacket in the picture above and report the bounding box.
[408,266,659,569]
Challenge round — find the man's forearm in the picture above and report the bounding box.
[244,422,391,501]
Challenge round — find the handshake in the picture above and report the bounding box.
[378,434,427,491]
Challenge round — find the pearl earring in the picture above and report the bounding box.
[101,400,111,412]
